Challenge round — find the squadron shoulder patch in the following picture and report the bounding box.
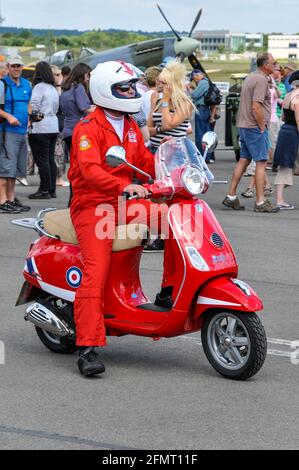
[79,135,92,151]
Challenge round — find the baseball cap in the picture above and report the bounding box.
[190,69,204,79]
[284,61,296,71]
[289,69,299,84]
[7,55,24,66]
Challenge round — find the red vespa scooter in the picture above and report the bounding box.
[13,135,267,380]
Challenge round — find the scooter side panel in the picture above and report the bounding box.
[23,238,83,302]
[24,239,170,336]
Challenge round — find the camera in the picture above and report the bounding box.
[29,111,44,122]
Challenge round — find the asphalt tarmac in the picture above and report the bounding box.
[0,125,299,450]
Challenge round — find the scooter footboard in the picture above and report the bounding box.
[194,277,263,319]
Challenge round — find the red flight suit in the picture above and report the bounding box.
[68,107,174,347]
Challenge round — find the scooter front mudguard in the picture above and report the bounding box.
[194,276,263,319]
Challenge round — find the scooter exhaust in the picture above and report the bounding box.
[25,302,70,337]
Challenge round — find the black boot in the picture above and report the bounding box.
[143,238,165,252]
[28,190,51,200]
[154,286,173,309]
[77,347,105,377]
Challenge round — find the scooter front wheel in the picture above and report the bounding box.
[201,311,267,380]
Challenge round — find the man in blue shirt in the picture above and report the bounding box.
[191,69,215,163]
[0,55,32,213]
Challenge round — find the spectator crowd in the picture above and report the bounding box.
[223,53,299,212]
[0,52,298,218]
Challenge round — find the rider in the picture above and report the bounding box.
[68,61,174,377]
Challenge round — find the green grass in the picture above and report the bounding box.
[191,59,287,83]
[187,60,251,83]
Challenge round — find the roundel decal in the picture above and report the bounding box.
[66,267,82,288]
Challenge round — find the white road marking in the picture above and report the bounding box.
[178,335,297,360]
[267,349,293,359]
[267,338,296,347]
[181,336,202,345]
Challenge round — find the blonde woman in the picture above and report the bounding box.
[145,61,194,252]
[148,60,194,154]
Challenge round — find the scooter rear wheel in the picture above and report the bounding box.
[201,311,267,380]
[35,326,78,354]
[35,296,78,354]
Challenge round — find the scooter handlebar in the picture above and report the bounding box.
[121,191,153,201]
[143,182,173,199]
[122,182,171,200]
[122,192,141,200]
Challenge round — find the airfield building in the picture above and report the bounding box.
[268,35,299,60]
[195,30,263,55]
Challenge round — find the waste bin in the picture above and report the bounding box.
[225,74,247,161]
[225,93,240,161]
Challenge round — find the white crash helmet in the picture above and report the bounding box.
[90,61,143,113]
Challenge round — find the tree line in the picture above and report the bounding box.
[0,28,172,49]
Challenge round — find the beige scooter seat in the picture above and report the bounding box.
[43,209,148,252]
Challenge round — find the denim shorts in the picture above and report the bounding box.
[0,132,28,178]
[239,127,269,162]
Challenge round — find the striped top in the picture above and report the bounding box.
[150,110,190,149]
[270,87,278,123]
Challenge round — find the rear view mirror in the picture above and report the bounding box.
[202,132,218,154]
[105,146,127,168]
[105,146,153,183]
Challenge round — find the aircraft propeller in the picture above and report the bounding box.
[156,4,182,42]
[189,8,202,38]
[157,4,207,74]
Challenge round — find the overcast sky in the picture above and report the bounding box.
[2,0,299,34]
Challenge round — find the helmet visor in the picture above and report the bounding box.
[111,79,141,99]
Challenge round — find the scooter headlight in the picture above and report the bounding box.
[181,165,206,196]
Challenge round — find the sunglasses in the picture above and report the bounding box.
[115,81,137,92]
[10,64,22,68]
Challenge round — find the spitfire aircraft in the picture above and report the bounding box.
[46,4,205,72]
